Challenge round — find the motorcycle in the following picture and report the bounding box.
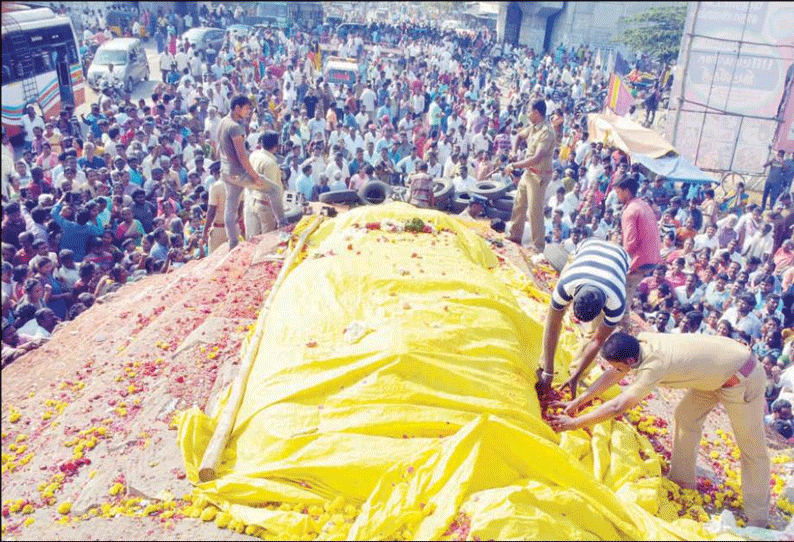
[96,74,125,103]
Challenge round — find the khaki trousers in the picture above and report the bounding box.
[670,362,769,525]
[244,200,276,239]
[207,227,227,254]
[621,268,647,328]
[508,170,549,251]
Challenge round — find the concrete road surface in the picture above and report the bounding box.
[77,41,163,116]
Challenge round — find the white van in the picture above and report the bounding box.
[87,38,149,93]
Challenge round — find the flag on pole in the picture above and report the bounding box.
[595,48,603,68]
[604,73,634,116]
[614,52,631,76]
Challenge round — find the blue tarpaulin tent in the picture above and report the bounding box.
[632,153,719,185]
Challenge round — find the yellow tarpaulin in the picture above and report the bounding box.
[178,203,720,540]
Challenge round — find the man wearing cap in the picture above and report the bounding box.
[505,100,555,251]
[458,193,487,219]
[538,238,630,398]
[204,161,221,191]
[549,331,770,528]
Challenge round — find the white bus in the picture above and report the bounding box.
[1,3,85,143]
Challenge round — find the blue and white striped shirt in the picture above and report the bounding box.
[551,238,629,326]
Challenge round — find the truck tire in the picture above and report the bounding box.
[494,196,515,212]
[358,181,391,204]
[283,203,303,224]
[485,206,512,221]
[470,180,508,200]
[452,191,472,214]
[433,179,454,203]
[319,190,362,205]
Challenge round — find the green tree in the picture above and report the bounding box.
[618,5,688,62]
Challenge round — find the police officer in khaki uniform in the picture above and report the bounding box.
[505,100,555,250]
[549,332,770,528]
[200,161,228,256]
[246,131,283,238]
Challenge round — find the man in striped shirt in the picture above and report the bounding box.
[407,161,434,209]
[537,238,629,399]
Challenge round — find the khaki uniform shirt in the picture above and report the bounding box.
[518,120,555,177]
[626,332,753,398]
[249,149,282,201]
[207,181,226,226]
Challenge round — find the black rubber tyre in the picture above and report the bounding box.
[433,179,454,202]
[319,190,362,205]
[358,180,391,204]
[494,196,515,212]
[470,180,508,200]
[486,206,512,221]
[452,191,472,214]
[283,203,303,224]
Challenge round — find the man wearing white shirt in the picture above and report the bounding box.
[328,170,346,192]
[574,138,590,166]
[693,224,719,253]
[454,125,471,156]
[174,48,189,75]
[436,135,452,166]
[20,106,45,152]
[453,164,477,194]
[363,141,378,166]
[283,81,297,112]
[397,111,415,134]
[563,182,581,213]
[345,129,364,159]
[471,125,491,156]
[308,109,327,142]
[301,146,326,184]
[177,78,195,104]
[447,110,463,134]
[742,223,774,261]
[549,186,572,216]
[396,148,418,176]
[363,124,379,147]
[360,83,377,120]
[427,152,443,179]
[411,92,425,118]
[159,50,175,80]
[189,51,203,80]
[324,152,349,181]
[210,57,225,80]
[355,110,369,131]
[204,106,221,143]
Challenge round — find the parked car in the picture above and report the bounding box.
[181,27,224,54]
[87,38,149,93]
[227,24,252,38]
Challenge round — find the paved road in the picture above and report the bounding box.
[77,41,162,116]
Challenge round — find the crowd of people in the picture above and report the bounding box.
[1,4,794,438]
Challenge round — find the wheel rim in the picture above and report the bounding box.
[721,173,743,196]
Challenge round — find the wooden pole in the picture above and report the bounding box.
[198,216,324,482]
